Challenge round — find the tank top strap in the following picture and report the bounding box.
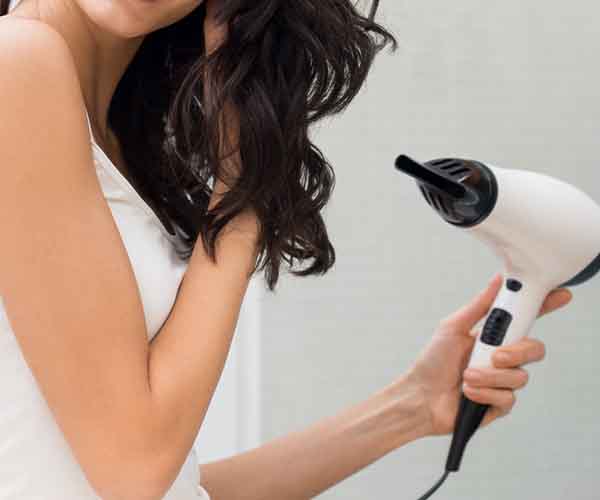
[83,107,95,143]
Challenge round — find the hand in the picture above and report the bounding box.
[405,274,572,437]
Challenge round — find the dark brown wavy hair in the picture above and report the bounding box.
[1,0,396,291]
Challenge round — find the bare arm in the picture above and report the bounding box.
[0,18,256,500]
[146,183,259,496]
[146,8,257,491]
[196,279,571,499]
[199,377,429,500]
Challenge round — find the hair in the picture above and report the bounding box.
[1,0,396,292]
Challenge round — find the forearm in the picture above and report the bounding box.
[199,375,431,500]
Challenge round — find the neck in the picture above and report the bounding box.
[9,0,145,142]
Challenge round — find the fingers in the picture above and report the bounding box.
[462,365,524,427]
[491,337,546,368]
[466,289,570,338]
[445,279,573,336]
[443,274,503,331]
[462,385,516,417]
[481,405,510,427]
[538,288,573,317]
[459,304,560,428]
[463,367,529,390]
[469,327,480,338]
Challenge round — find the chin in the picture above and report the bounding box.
[77,0,201,39]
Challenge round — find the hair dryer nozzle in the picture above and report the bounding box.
[394,154,498,227]
[395,155,467,199]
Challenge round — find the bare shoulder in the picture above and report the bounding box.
[0,15,91,179]
[0,15,160,500]
[0,16,84,118]
[0,15,75,66]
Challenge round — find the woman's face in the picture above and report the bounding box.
[75,0,205,38]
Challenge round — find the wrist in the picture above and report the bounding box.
[375,373,434,446]
[352,374,431,457]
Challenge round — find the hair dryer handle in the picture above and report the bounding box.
[468,277,549,370]
[446,277,549,472]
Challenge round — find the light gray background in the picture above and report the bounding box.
[260,1,600,499]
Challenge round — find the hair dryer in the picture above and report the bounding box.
[394,154,600,499]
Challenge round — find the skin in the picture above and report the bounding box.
[2,1,574,498]
[197,276,571,499]
[408,273,570,433]
[8,0,214,166]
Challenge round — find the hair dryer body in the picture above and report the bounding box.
[394,155,600,474]
[465,165,600,368]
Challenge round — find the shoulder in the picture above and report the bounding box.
[0,16,91,177]
[0,16,75,67]
[0,20,159,500]
[0,16,84,115]
[0,15,74,56]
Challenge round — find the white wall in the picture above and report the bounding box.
[260,1,600,499]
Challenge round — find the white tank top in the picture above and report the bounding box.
[0,99,211,496]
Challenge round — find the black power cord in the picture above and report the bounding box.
[414,394,487,498]
[417,471,451,500]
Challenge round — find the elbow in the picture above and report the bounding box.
[90,463,168,500]
[77,414,180,500]
[86,442,177,500]
[92,469,171,500]
[95,487,164,500]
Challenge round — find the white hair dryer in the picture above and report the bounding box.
[394,154,600,498]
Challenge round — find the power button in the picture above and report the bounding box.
[506,279,523,292]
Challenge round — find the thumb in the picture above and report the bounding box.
[444,274,503,332]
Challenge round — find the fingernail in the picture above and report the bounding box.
[464,369,482,382]
[562,289,573,301]
[463,382,477,393]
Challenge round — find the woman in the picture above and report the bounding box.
[0,0,572,499]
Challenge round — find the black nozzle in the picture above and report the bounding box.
[395,155,467,199]
[394,154,498,227]
[445,394,490,472]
